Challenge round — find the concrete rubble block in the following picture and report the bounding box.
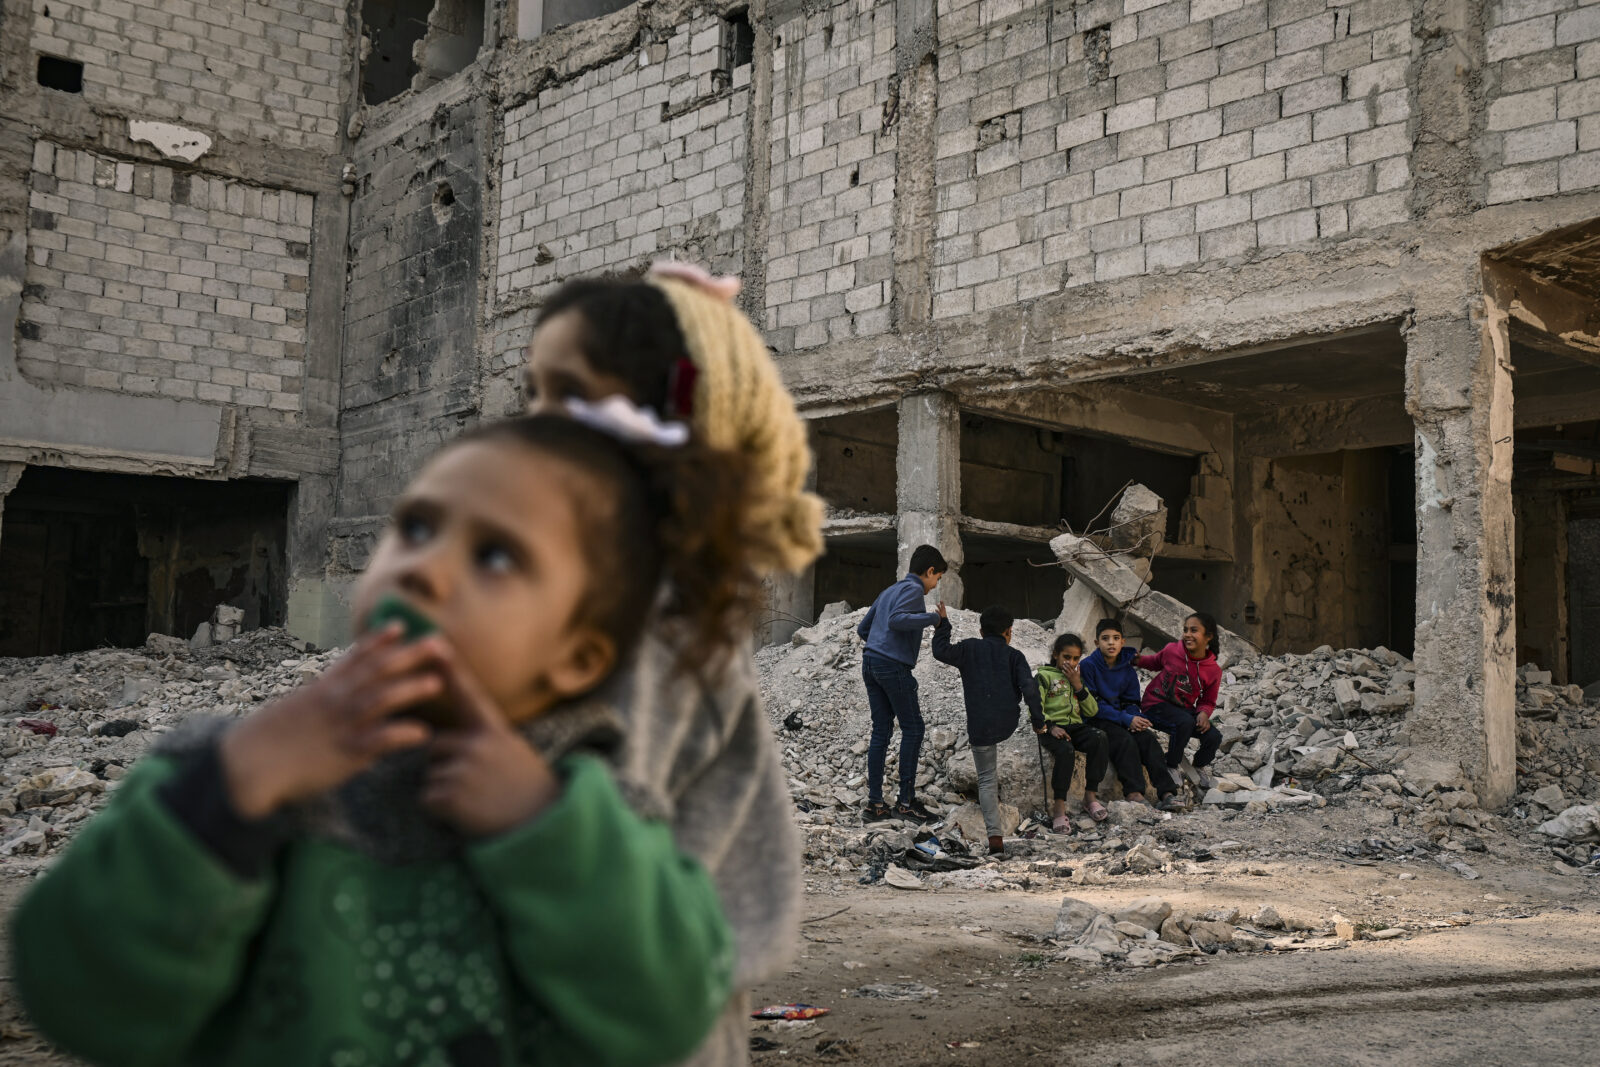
[1053,897,1103,940]
[1187,920,1235,953]
[1049,533,1258,664]
[144,633,189,657]
[1055,579,1110,643]
[1113,896,1172,930]
[1107,483,1166,557]
[1531,784,1566,812]
[1536,803,1600,843]
[948,800,1020,841]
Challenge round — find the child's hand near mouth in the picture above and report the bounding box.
[422,641,561,837]
[219,622,442,819]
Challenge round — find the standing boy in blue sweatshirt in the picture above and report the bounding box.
[857,545,947,823]
[931,605,1040,854]
[1079,617,1184,811]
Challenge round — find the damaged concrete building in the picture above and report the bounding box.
[3,0,1600,806]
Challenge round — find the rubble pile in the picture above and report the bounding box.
[1045,894,1406,968]
[0,628,328,860]
[758,607,1600,877]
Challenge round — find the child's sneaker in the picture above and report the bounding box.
[894,799,935,824]
[863,801,893,823]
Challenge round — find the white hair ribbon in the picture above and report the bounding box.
[564,395,690,448]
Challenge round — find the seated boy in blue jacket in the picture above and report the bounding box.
[1079,617,1185,812]
[931,605,1041,855]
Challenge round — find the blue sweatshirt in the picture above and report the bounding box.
[856,574,939,667]
[1080,647,1144,727]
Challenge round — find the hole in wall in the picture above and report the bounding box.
[432,180,456,224]
[1085,25,1111,85]
[849,169,860,186]
[37,54,83,93]
[724,8,754,69]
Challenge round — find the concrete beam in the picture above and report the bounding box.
[1404,302,1517,808]
[896,391,962,605]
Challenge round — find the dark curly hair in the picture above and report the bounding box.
[457,414,758,681]
[535,278,685,413]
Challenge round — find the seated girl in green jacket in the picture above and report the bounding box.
[12,412,755,1067]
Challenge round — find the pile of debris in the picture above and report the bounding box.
[1045,895,1406,968]
[0,627,328,860]
[759,603,1600,875]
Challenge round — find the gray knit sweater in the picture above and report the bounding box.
[578,629,800,1067]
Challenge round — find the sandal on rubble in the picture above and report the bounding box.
[1051,815,1073,835]
[1086,799,1109,822]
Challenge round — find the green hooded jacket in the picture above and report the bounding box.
[1033,665,1099,730]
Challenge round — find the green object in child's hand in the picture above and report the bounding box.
[366,595,437,642]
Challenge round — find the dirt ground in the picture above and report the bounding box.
[748,824,1600,1067]
[1,815,1597,1066]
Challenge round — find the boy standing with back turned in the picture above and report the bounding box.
[931,605,1040,854]
[858,545,947,823]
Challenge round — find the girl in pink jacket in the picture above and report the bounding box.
[1138,613,1225,791]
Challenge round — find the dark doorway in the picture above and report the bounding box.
[0,468,291,657]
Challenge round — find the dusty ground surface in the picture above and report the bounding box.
[1,628,1598,1064]
[746,811,1600,1067]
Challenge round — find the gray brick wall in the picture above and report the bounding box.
[496,14,749,304]
[18,144,311,412]
[929,0,1414,318]
[764,0,898,351]
[31,0,346,152]
[1484,0,1600,204]
[340,98,483,518]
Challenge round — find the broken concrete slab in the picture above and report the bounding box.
[1107,483,1166,557]
[1050,533,1258,663]
[1055,579,1110,644]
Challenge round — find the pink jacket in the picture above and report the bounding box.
[1137,642,1221,717]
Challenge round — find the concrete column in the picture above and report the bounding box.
[761,565,816,647]
[0,463,24,554]
[896,391,963,606]
[1404,306,1516,807]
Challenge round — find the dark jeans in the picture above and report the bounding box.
[1094,720,1179,798]
[863,653,924,805]
[1037,722,1108,802]
[1144,701,1224,769]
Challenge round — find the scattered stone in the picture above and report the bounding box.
[1053,898,1102,940]
[883,864,923,890]
[1113,897,1172,931]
